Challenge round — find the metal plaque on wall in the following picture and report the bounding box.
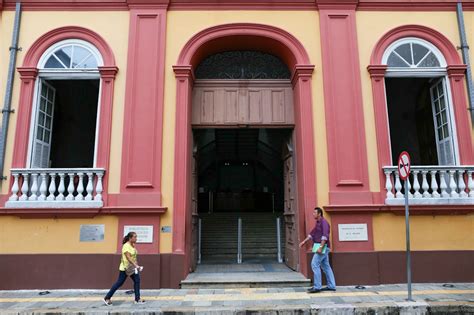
[80,224,105,242]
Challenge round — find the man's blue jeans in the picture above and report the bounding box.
[105,271,141,302]
[311,248,336,290]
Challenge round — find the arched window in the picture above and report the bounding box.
[382,38,446,71]
[29,39,103,169]
[39,39,102,70]
[381,37,457,166]
[195,51,291,79]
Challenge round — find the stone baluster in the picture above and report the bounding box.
[47,173,57,201]
[38,173,48,201]
[412,170,421,198]
[384,170,394,199]
[468,170,474,198]
[430,170,440,198]
[85,172,94,201]
[9,173,20,201]
[394,172,403,198]
[95,173,103,202]
[458,170,467,198]
[57,173,66,201]
[75,173,85,201]
[66,173,75,201]
[29,173,39,201]
[440,170,449,198]
[421,170,430,198]
[449,170,459,198]
[406,175,413,198]
[19,173,29,201]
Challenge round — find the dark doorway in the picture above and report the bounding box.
[47,79,99,168]
[386,77,440,165]
[193,128,292,264]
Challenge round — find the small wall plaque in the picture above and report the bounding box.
[124,225,153,243]
[80,224,105,242]
[338,224,368,241]
[161,226,172,233]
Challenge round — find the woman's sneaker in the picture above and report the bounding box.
[103,298,112,306]
[134,299,146,304]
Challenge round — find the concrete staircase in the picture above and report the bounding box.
[200,212,284,263]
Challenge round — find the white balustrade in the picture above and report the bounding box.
[383,166,474,205]
[5,168,105,208]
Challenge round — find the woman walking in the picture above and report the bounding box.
[103,232,145,305]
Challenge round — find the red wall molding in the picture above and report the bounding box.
[319,8,372,205]
[173,23,316,277]
[368,25,474,204]
[119,8,167,207]
[325,204,474,215]
[10,27,117,209]
[2,0,473,11]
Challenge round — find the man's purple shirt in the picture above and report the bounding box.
[309,217,331,248]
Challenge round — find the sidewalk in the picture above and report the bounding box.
[0,283,473,314]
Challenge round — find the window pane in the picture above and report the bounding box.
[434,100,440,113]
[418,52,440,67]
[41,84,47,97]
[439,96,446,110]
[387,53,409,67]
[44,130,51,143]
[45,116,52,129]
[72,46,94,68]
[36,126,44,141]
[440,110,447,124]
[437,127,444,140]
[46,102,53,115]
[436,114,442,126]
[443,125,450,138]
[40,98,46,111]
[395,43,413,65]
[55,47,73,68]
[38,112,45,126]
[44,56,65,69]
[413,44,429,65]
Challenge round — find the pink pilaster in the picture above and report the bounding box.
[118,7,167,206]
[319,5,372,205]
[447,65,474,165]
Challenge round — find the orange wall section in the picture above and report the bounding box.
[373,213,474,251]
[0,216,119,253]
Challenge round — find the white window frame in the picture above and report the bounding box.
[26,39,103,168]
[382,37,460,166]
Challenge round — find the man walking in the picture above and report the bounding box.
[299,207,336,293]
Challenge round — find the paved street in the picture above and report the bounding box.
[0,283,473,314]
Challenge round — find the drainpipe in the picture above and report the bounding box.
[0,2,21,181]
[456,1,474,125]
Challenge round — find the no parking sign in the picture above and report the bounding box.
[398,151,411,181]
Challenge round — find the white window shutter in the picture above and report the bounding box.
[430,78,455,166]
[31,81,55,168]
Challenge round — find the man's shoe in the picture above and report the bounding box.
[307,288,321,294]
[321,287,336,292]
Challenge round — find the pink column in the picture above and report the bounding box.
[117,7,167,207]
[447,65,474,165]
[171,66,194,256]
[292,65,316,275]
[11,67,38,168]
[319,5,372,205]
[367,65,388,204]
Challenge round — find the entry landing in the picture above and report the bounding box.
[181,263,310,288]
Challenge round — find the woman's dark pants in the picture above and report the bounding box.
[105,271,141,302]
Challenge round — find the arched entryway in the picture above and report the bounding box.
[172,23,316,279]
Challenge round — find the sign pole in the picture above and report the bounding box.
[404,178,413,301]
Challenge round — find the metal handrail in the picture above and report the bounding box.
[198,218,202,264]
[276,217,282,263]
[237,217,242,264]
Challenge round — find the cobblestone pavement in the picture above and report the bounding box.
[0,283,473,314]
